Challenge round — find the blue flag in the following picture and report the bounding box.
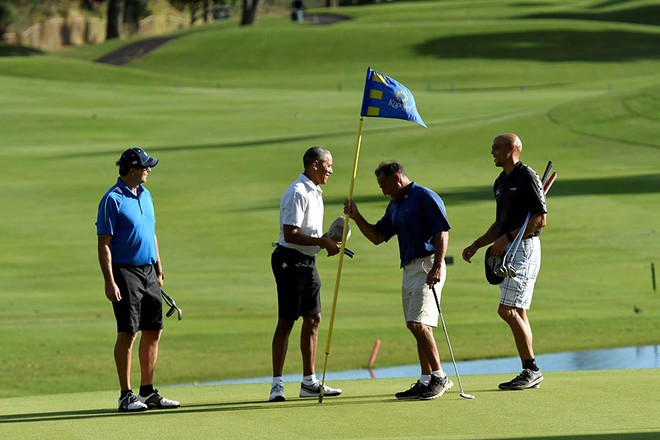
[360,68,427,128]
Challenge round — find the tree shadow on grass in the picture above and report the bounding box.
[415,30,660,62]
[522,4,660,27]
[323,173,660,208]
[234,173,660,214]
[0,44,42,57]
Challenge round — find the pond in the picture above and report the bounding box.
[183,344,660,386]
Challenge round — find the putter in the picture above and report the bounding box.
[421,262,474,399]
[431,285,475,399]
[161,289,183,320]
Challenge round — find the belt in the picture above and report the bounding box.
[274,244,315,260]
[114,263,154,269]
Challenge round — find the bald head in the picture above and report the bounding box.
[491,133,523,171]
[495,133,522,150]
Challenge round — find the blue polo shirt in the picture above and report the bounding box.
[374,182,451,268]
[96,178,158,266]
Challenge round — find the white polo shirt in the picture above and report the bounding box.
[278,173,324,257]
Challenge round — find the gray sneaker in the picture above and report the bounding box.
[498,369,543,390]
[395,380,428,400]
[269,383,285,402]
[419,375,454,400]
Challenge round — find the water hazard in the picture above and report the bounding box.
[182,344,660,386]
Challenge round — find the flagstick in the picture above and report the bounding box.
[318,117,365,404]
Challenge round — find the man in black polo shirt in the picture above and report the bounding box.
[462,133,547,390]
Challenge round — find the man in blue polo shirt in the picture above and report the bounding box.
[97,147,179,412]
[344,161,453,401]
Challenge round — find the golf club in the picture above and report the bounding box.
[431,285,475,399]
[420,261,474,399]
[540,161,553,185]
[161,289,182,320]
[496,166,557,277]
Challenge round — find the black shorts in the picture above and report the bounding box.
[112,264,163,333]
[271,246,321,321]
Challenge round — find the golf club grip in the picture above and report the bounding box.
[543,172,557,194]
[541,161,553,184]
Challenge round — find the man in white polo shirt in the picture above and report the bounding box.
[269,146,343,402]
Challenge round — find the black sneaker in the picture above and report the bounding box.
[498,369,543,390]
[137,389,180,409]
[419,375,453,400]
[395,380,428,400]
[118,391,148,412]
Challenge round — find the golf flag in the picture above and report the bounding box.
[360,67,427,128]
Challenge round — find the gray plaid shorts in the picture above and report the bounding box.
[500,237,541,309]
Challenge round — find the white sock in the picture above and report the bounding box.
[302,374,317,385]
[420,374,432,385]
[272,376,283,386]
[432,369,446,379]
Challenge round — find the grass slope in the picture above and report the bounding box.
[1,370,659,439]
[0,0,659,400]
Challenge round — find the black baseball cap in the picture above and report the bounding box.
[116,147,159,168]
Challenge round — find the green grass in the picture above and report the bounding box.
[0,0,659,408]
[2,371,660,439]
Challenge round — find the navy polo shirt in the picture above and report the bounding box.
[374,182,451,268]
[494,161,547,236]
[97,178,158,266]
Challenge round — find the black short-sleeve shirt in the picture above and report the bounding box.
[494,161,547,237]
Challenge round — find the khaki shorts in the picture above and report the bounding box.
[402,255,447,327]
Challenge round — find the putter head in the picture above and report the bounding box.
[460,393,476,399]
[161,289,183,320]
[165,305,183,320]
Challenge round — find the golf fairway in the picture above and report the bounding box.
[1,7,659,440]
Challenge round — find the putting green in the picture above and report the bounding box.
[1,370,658,439]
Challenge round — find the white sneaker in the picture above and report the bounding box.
[299,381,342,398]
[269,383,285,402]
[118,391,148,412]
[137,389,180,409]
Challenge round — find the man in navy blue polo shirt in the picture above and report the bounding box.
[97,147,180,412]
[344,161,453,401]
[461,133,547,391]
